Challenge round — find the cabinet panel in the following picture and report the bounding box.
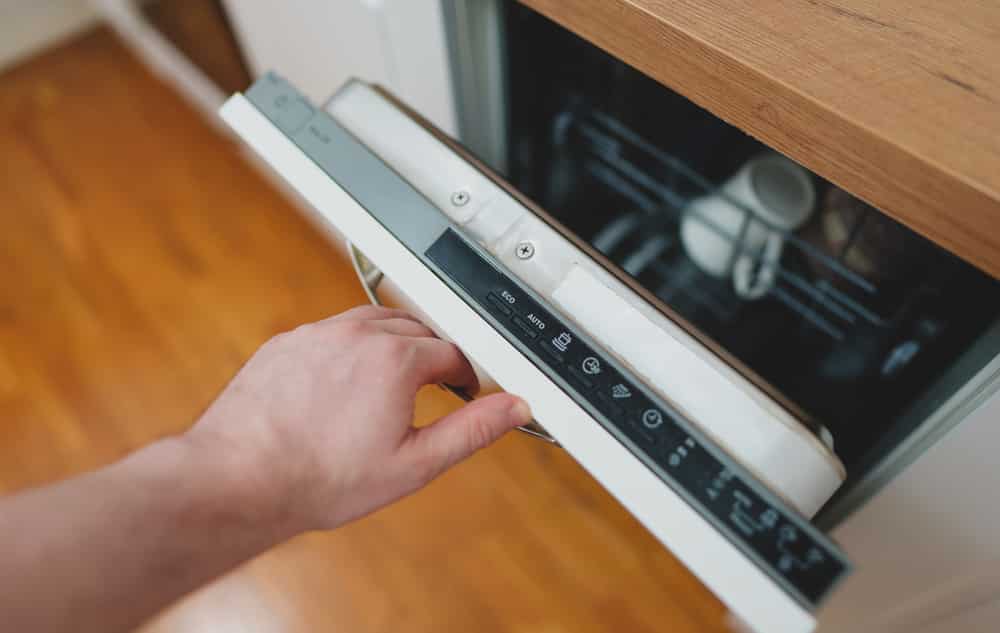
[220,0,457,135]
[820,383,1000,630]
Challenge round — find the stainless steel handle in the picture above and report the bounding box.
[347,242,559,446]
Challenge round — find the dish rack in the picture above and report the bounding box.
[553,106,935,345]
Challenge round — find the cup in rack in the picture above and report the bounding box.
[680,153,816,300]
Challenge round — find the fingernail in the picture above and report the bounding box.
[510,398,532,426]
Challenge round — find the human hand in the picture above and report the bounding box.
[186,306,531,535]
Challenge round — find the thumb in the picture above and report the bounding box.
[401,393,532,484]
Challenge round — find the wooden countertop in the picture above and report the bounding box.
[520,0,1000,279]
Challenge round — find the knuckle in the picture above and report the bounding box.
[377,332,413,359]
[343,305,406,321]
[268,322,315,346]
[410,321,434,337]
[398,339,420,364]
[335,319,371,339]
[434,341,462,367]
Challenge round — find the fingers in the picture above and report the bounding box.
[371,318,436,339]
[399,394,532,484]
[403,338,480,394]
[331,305,422,324]
[323,306,477,392]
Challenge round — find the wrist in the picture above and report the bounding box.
[168,429,303,545]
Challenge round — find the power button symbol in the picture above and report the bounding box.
[642,409,664,429]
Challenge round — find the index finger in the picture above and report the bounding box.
[328,305,423,324]
[404,338,480,396]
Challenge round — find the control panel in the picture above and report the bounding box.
[427,229,848,609]
[236,71,850,613]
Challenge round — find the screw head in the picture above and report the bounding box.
[450,190,470,206]
[515,241,535,260]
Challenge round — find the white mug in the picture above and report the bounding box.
[679,153,815,300]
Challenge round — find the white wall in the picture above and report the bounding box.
[0,0,98,71]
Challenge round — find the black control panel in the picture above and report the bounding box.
[427,229,849,609]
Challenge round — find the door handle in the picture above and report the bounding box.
[347,242,559,446]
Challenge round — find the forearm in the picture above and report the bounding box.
[0,434,294,633]
[0,306,528,632]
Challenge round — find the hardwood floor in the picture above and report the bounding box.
[0,27,729,633]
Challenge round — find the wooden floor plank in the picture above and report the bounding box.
[0,27,729,633]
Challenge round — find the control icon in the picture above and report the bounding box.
[611,383,632,399]
[641,408,664,429]
[760,509,780,529]
[777,524,824,572]
[581,356,601,375]
[552,332,572,352]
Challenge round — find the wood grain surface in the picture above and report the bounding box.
[518,0,1000,279]
[0,28,729,633]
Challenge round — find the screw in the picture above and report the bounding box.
[515,241,535,260]
[450,190,470,206]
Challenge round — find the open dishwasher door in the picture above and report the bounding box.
[220,73,850,633]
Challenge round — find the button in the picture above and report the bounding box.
[539,342,564,363]
[487,292,513,317]
[627,418,658,446]
[568,364,594,388]
[522,311,549,332]
[512,315,540,340]
[569,355,603,388]
[551,331,573,353]
[641,408,665,429]
[581,356,602,376]
[596,391,624,416]
[541,330,576,363]
[609,382,633,401]
[275,98,314,134]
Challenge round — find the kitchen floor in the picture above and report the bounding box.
[0,26,729,633]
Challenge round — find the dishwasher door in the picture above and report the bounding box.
[220,73,850,633]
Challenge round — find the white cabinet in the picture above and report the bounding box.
[819,385,1000,632]
[0,0,97,71]
[220,0,457,135]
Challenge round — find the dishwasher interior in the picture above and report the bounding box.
[500,3,1000,513]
